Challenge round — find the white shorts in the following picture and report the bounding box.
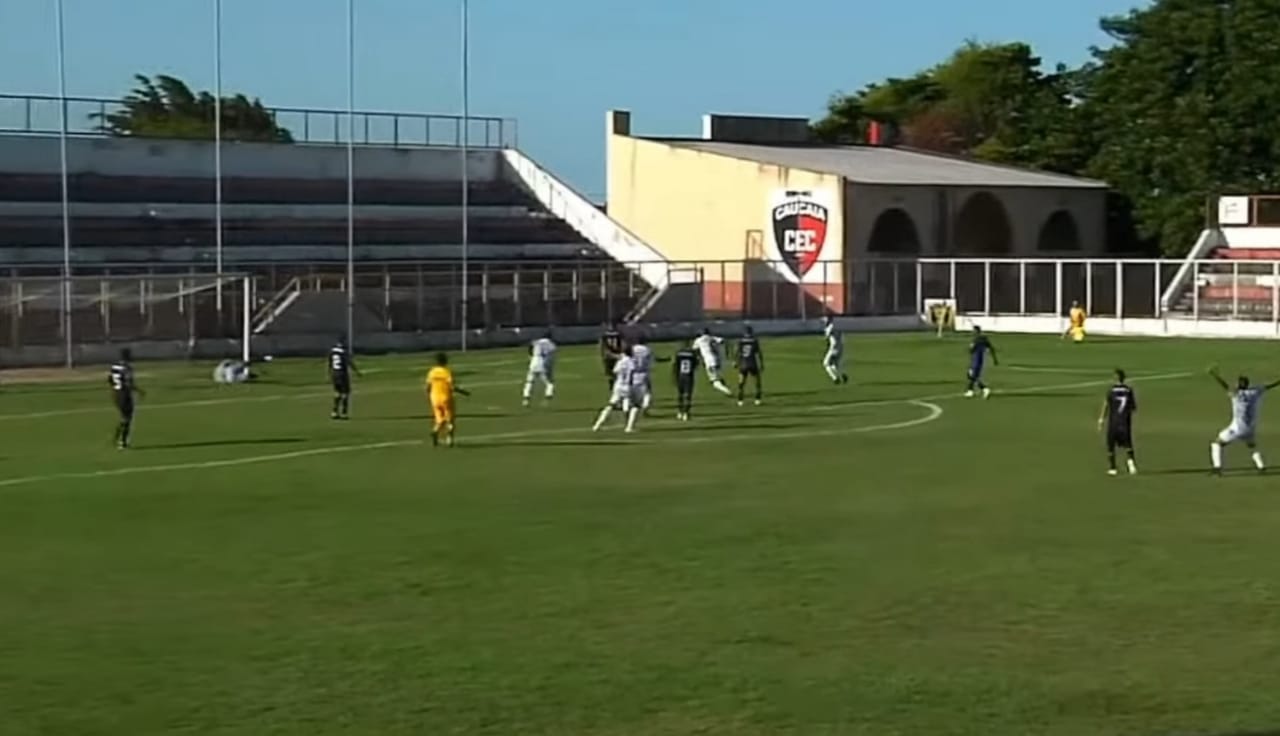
[704,362,723,382]
[824,349,843,366]
[1217,424,1257,446]
[526,364,554,383]
[610,384,640,409]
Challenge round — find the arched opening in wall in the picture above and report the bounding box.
[866,208,921,254]
[1037,210,1081,251]
[953,191,1013,255]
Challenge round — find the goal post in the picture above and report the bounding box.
[1,272,253,365]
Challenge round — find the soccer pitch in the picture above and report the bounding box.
[3,333,1280,735]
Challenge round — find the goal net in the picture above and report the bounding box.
[0,272,253,363]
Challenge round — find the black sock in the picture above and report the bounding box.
[341,395,350,416]
[119,420,132,446]
[1108,451,1116,470]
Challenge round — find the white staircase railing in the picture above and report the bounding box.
[1160,229,1221,313]
[501,149,670,292]
[251,277,302,335]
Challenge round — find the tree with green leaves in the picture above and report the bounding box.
[94,74,293,143]
[1084,0,1280,255]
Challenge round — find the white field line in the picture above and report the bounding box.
[0,373,579,422]
[0,372,1192,489]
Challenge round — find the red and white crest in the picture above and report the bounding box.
[768,190,830,281]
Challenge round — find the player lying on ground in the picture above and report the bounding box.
[108,348,144,450]
[522,330,557,407]
[328,337,361,420]
[1208,366,1279,475]
[1097,368,1138,476]
[425,352,470,447]
[964,326,998,398]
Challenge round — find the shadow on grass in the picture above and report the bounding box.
[136,437,307,451]
[456,439,634,448]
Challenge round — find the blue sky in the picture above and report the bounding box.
[0,0,1141,198]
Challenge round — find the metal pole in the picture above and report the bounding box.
[459,0,471,349]
[56,0,73,368]
[214,0,224,312]
[345,0,356,349]
[241,276,251,363]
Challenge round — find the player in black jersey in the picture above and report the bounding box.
[735,326,764,406]
[600,323,624,389]
[672,339,699,421]
[1097,368,1138,476]
[108,348,143,449]
[328,337,360,420]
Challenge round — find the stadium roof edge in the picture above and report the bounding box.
[638,136,1107,189]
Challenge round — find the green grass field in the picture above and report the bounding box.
[2,332,1280,736]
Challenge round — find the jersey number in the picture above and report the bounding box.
[111,374,125,391]
[1116,395,1128,414]
[331,354,344,371]
[679,361,692,375]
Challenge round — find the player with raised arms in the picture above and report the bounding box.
[735,326,765,406]
[692,328,734,397]
[425,352,469,447]
[328,336,361,420]
[522,329,557,407]
[599,323,624,391]
[108,348,144,450]
[1097,368,1138,476]
[964,325,998,398]
[1209,366,1279,475]
[592,345,641,433]
[822,315,849,385]
[672,338,699,421]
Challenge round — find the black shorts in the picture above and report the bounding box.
[1106,425,1133,450]
[332,376,351,395]
[738,364,761,378]
[676,377,695,396]
[114,393,134,420]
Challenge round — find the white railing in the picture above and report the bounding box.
[1159,228,1221,313]
[502,149,669,289]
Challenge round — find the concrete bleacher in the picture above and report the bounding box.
[0,133,671,351]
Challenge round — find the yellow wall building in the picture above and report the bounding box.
[606,110,1107,317]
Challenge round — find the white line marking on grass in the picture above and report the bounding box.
[0,372,1194,489]
[1006,365,1117,375]
[0,375,552,422]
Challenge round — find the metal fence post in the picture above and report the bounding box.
[543,268,552,326]
[949,260,957,302]
[1115,260,1124,319]
[1273,261,1279,331]
[415,263,424,331]
[892,261,901,314]
[1193,262,1200,320]
[1054,260,1063,321]
[512,267,522,326]
[1154,260,1162,317]
[1232,261,1239,318]
[1084,259,1094,315]
[982,260,991,315]
[1018,260,1026,314]
[915,260,923,315]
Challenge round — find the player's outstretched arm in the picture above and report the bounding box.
[1209,366,1230,392]
[1264,379,1280,391]
[1097,399,1109,429]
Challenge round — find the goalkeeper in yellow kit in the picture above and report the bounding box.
[1064,301,1087,343]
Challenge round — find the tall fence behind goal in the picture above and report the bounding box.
[0,273,251,365]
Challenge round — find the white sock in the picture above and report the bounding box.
[592,406,612,431]
[625,407,639,432]
[713,380,732,396]
[824,363,839,382]
[544,382,555,399]
[522,380,533,401]
[1211,442,1223,469]
[641,392,652,411]
[1252,451,1265,470]
[1127,458,1137,474]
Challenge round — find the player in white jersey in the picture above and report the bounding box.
[692,328,734,396]
[821,316,849,384]
[629,337,657,414]
[213,358,254,384]
[592,347,642,433]
[522,330,557,406]
[1209,367,1280,475]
